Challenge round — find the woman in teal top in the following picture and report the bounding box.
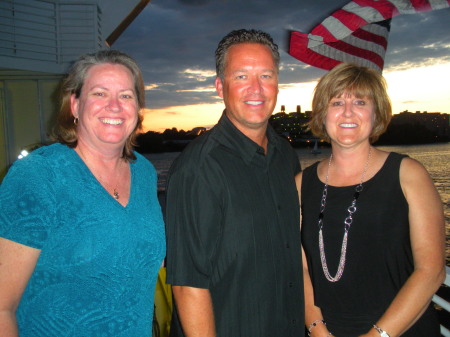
[0,50,166,336]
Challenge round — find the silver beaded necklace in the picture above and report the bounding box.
[318,147,372,282]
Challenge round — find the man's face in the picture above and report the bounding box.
[215,43,278,135]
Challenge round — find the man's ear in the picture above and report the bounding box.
[215,77,224,99]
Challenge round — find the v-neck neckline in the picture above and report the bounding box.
[72,148,133,209]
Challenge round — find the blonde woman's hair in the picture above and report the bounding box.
[309,63,392,143]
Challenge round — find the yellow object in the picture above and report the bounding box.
[153,267,173,337]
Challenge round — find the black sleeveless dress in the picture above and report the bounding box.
[301,152,440,336]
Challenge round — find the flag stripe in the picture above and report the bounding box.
[321,38,386,69]
[351,0,398,17]
[289,32,342,71]
[345,32,388,59]
[345,1,391,21]
[290,32,383,71]
[313,15,355,42]
[309,22,389,57]
[390,0,432,12]
[428,0,450,10]
[354,24,389,49]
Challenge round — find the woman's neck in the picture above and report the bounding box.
[75,139,124,168]
[325,144,374,186]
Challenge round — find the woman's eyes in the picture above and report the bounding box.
[91,92,134,99]
[330,99,367,106]
[121,94,134,99]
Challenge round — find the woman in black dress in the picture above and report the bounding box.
[297,63,445,337]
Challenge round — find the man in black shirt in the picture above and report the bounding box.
[165,29,305,337]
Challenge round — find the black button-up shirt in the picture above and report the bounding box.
[166,113,304,337]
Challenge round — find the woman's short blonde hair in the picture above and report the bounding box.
[53,50,145,161]
[309,63,392,143]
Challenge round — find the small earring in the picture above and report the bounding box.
[74,117,79,125]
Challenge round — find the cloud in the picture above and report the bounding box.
[163,110,180,115]
[383,9,450,68]
[143,108,180,116]
[144,84,159,90]
[176,86,216,93]
[180,68,216,81]
[115,0,450,111]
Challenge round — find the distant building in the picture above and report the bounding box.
[188,127,207,136]
[391,111,449,137]
[0,0,151,180]
[270,108,449,146]
[269,110,311,141]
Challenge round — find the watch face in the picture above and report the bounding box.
[381,331,389,337]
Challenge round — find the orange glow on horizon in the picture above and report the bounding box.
[141,62,450,133]
[141,103,224,132]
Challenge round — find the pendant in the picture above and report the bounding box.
[113,188,120,200]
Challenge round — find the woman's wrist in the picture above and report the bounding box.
[372,324,390,337]
[307,319,333,336]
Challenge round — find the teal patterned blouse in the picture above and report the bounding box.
[0,143,166,337]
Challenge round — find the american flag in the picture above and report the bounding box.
[289,0,450,72]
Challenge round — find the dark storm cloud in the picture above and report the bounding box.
[114,0,450,109]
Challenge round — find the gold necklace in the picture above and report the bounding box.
[96,173,121,200]
[77,148,122,200]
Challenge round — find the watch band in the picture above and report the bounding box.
[373,324,390,337]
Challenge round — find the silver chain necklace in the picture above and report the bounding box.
[318,147,372,282]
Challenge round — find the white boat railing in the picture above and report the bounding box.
[433,265,450,337]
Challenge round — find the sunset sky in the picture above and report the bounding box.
[114,0,450,133]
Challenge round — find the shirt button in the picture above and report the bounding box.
[277,205,281,210]
[286,243,290,248]
[292,319,297,324]
[289,282,293,287]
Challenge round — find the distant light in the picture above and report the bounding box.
[18,150,29,159]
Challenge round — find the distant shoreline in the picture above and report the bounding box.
[137,139,449,154]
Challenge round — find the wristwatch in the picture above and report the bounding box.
[373,324,390,337]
